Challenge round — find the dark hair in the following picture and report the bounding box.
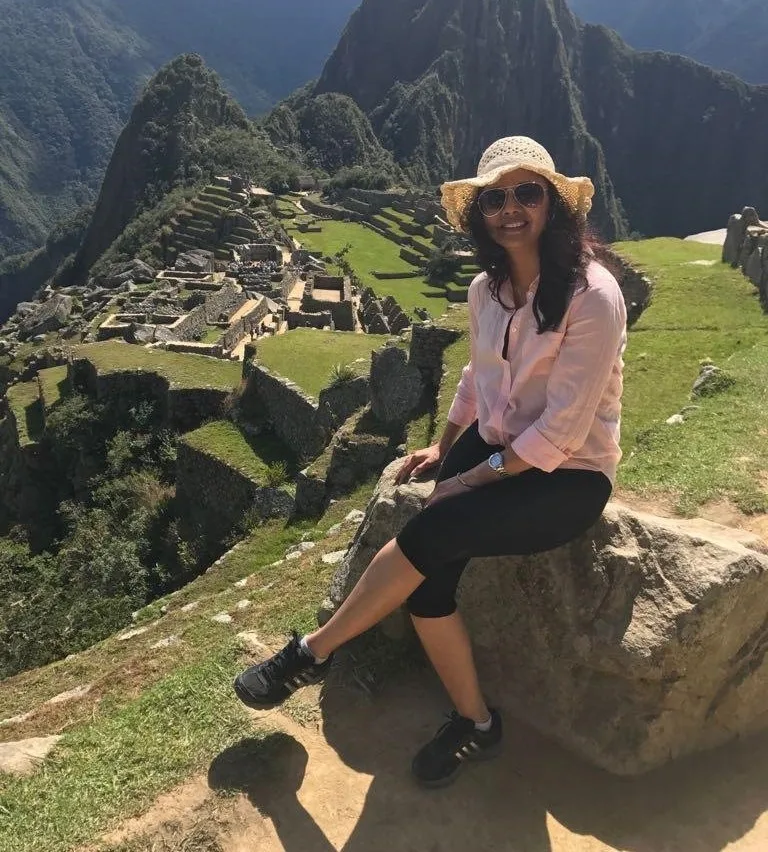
[468,182,592,333]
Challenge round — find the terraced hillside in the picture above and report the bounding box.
[167,177,266,262]
[277,191,481,316]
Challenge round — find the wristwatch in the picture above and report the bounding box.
[488,452,509,477]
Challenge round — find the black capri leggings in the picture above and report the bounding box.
[396,421,612,619]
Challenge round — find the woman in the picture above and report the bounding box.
[234,136,627,788]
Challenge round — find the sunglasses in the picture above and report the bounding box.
[477,182,547,217]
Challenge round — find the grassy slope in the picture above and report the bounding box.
[255,328,392,398]
[0,482,376,852]
[289,219,450,314]
[73,342,242,391]
[616,239,768,513]
[182,420,296,484]
[37,366,69,412]
[6,380,43,445]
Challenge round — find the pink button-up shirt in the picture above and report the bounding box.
[447,260,627,484]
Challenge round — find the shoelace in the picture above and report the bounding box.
[431,711,476,751]
[263,633,305,680]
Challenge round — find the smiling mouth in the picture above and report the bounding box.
[499,221,528,232]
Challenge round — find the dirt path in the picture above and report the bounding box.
[95,665,768,852]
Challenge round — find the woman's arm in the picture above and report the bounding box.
[510,280,626,472]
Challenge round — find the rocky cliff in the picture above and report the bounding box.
[316,0,768,238]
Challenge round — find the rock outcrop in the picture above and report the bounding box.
[325,461,768,775]
[723,206,768,311]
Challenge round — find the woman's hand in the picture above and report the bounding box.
[425,475,472,507]
[396,444,443,484]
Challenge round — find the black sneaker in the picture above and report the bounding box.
[411,709,502,788]
[233,632,332,710]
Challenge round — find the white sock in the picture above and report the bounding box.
[300,635,328,664]
[475,714,493,732]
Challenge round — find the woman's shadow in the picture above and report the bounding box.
[209,648,768,852]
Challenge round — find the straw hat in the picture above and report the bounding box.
[440,136,595,233]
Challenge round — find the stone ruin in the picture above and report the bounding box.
[723,206,768,310]
[288,274,355,332]
[359,288,411,335]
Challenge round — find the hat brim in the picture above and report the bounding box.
[440,163,595,233]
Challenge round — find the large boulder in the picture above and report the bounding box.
[325,461,768,775]
[175,249,214,274]
[18,295,73,340]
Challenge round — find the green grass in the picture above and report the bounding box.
[613,238,768,513]
[198,325,224,344]
[256,328,393,398]
[380,206,412,224]
[73,342,242,391]
[0,650,253,852]
[182,420,296,485]
[292,220,450,314]
[37,366,69,412]
[6,380,43,445]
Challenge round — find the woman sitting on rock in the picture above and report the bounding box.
[234,136,627,788]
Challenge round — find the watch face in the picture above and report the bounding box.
[490,452,504,470]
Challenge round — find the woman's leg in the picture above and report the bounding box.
[398,467,613,725]
[411,612,489,722]
[303,422,494,661]
[303,538,424,660]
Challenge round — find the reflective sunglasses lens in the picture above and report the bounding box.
[514,182,545,208]
[478,188,507,216]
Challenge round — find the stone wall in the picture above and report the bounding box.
[171,282,248,342]
[167,388,230,433]
[408,323,462,388]
[343,188,407,211]
[302,197,364,223]
[69,356,227,433]
[242,364,325,460]
[287,310,333,330]
[220,296,269,351]
[203,281,248,323]
[176,441,293,540]
[722,207,768,310]
[316,376,370,435]
[593,245,653,327]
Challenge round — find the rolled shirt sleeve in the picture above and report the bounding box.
[511,279,627,472]
[447,280,480,426]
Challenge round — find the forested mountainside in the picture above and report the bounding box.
[568,0,768,85]
[0,0,359,257]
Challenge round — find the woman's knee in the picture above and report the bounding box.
[406,583,458,619]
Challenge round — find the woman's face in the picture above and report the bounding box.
[478,168,551,251]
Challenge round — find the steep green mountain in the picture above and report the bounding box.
[568,0,768,84]
[0,0,360,258]
[315,0,768,239]
[71,54,286,284]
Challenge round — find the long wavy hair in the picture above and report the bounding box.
[467,181,592,333]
